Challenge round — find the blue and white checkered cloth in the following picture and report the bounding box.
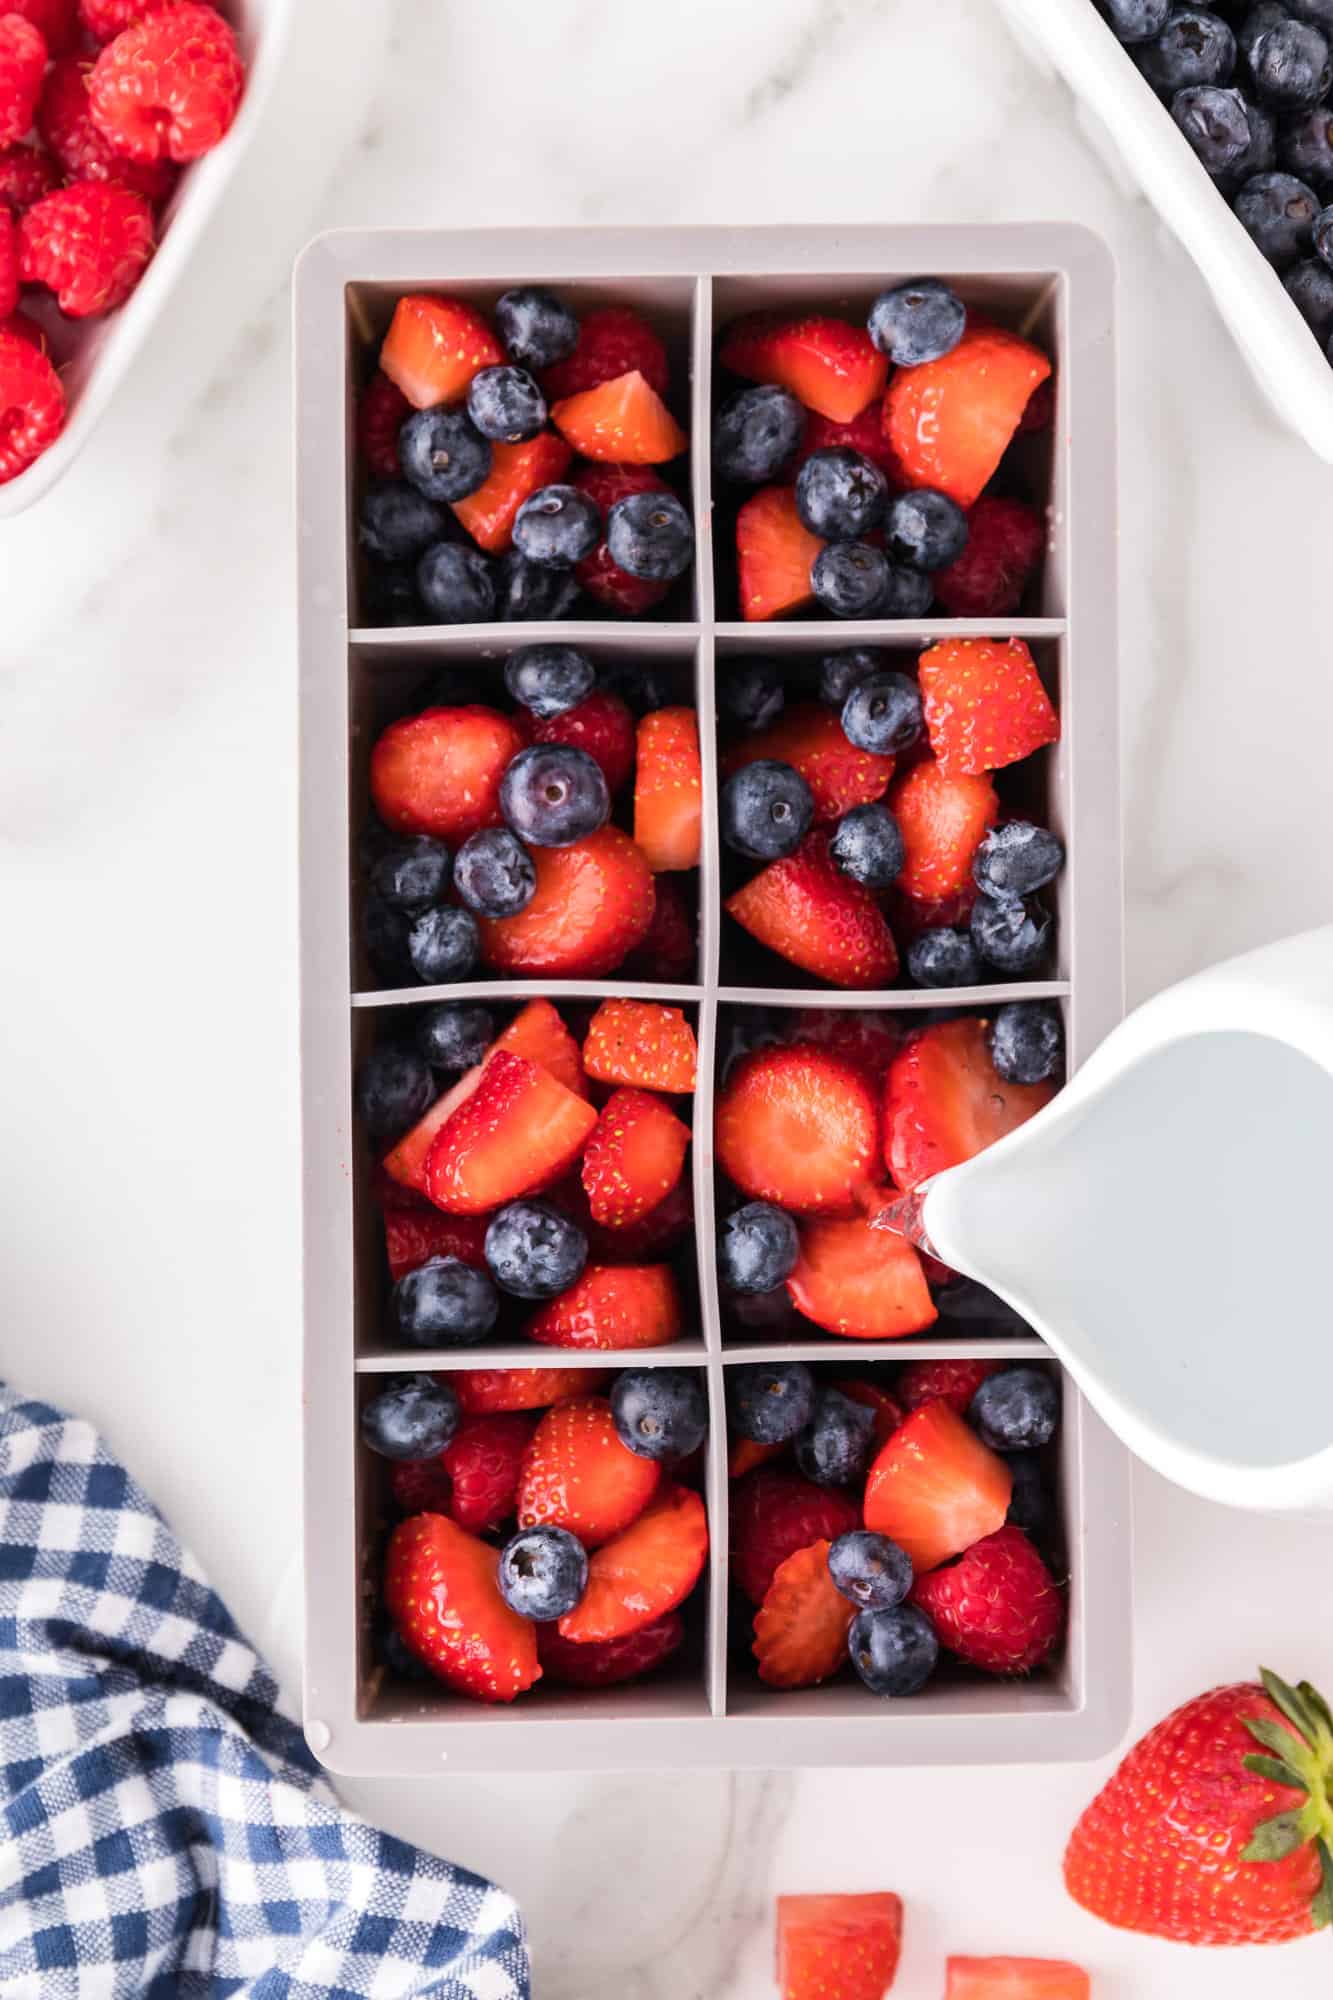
[0,1387,530,1998]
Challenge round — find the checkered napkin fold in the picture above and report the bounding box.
[0,1386,530,1998]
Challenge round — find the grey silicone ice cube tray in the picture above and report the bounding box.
[296,224,1131,1775]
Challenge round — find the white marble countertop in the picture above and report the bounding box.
[3,1,1332,1993]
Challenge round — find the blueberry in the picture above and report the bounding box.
[466,364,547,443]
[811,542,892,618]
[355,1042,434,1139]
[370,834,452,911]
[597,661,674,715]
[719,659,785,732]
[484,1197,588,1299]
[1241,0,1292,65]
[495,286,579,370]
[935,1278,1034,1328]
[393,1255,499,1347]
[713,384,806,482]
[1218,97,1276,183]
[1284,252,1333,330]
[406,904,481,984]
[795,1388,876,1487]
[495,548,582,621]
[969,1366,1060,1452]
[1097,0,1171,38]
[973,821,1066,900]
[848,1604,939,1696]
[512,484,601,568]
[720,760,815,860]
[728,1361,816,1444]
[504,643,596,719]
[878,563,936,617]
[497,1526,588,1621]
[363,893,414,983]
[417,1002,494,1073]
[398,405,493,503]
[841,671,924,754]
[817,647,883,707]
[1316,200,1333,258]
[500,743,610,847]
[1251,17,1332,101]
[360,1373,460,1461]
[1005,1452,1052,1538]
[359,480,447,563]
[607,490,695,581]
[971,893,1051,975]
[828,1530,914,1610]
[829,802,904,886]
[1172,84,1254,169]
[1292,0,1333,31]
[718,1202,800,1295]
[885,489,969,571]
[1278,104,1333,184]
[1140,7,1238,93]
[795,448,888,541]
[991,1001,1063,1085]
[867,279,966,365]
[906,926,984,988]
[610,1368,708,1461]
[417,543,496,624]
[364,562,425,626]
[453,828,536,917]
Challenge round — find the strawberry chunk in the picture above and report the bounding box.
[793,398,904,482]
[932,497,1045,619]
[449,430,572,553]
[541,305,669,401]
[777,1894,904,2000]
[369,705,525,843]
[452,1367,609,1415]
[384,1210,489,1282]
[492,997,588,1098]
[583,999,698,1094]
[552,369,687,464]
[946,1958,1089,2000]
[730,1467,860,1606]
[516,1395,662,1549]
[889,757,997,901]
[381,1080,479,1195]
[918,638,1059,776]
[883,1018,1055,1191]
[538,1609,684,1687]
[581,1088,690,1228]
[379,293,505,410]
[725,829,899,989]
[787,1217,937,1339]
[753,1539,854,1687]
[736,485,823,622]
[525,1264,683,1350]
[532,689,636,796]
[883,322,1052,507]
[557,1483,707,1643]
[383,1513,540,1702]
[722,702,894,822]
[634,706,702,871]
[911,1524,1065,1674]
[622,875,696,982]
[863,1401,1012,1573]
[716,1043,879,1216]
[477,827,656,978]
[440,1411,538,1535]
[358,369,411,479]
[721,313,888,423]
[424,1050,598,1216]
[897,1357,1002,1417]
[570,461,673,615]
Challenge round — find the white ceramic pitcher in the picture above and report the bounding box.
[907,926,1333,1516]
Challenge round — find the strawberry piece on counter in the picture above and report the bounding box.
[946,1959,1089,2000]
[777,1894,904,2000]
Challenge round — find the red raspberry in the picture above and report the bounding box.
[1018,376,1054,433]
[0,15,48,148]
[0,209,16,314]
[441,1412,537,1535]
[389,1452,452,1518]
[5,0,77,56]
[571,460,673,615]
[793,397,904,483]
[730,1467,860,1607]
[39,56,179,201]
[910,1524,1064,1674]
[931,496,1046,619]
[19,180,154,315]
[79,0,178,41]
[0,324,65,483]
[0,142,61,212]
[895,1357,1002,1418]
[538,1611,684,1688]
[357,367,409,479]
[88,2,242,164]
[542,305,669,401]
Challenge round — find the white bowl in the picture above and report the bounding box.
[0,0,294,517]
[999,0,1333,461]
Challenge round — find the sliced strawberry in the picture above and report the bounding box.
[634,706,701,872]
[947,1960,1088,2000]
[452,1367,609,1415]
[832,1378,904,1449]
[582,1173,694,1263]
[797,1009,902,1079]
[369,705,525,843]
[552,369,687,464]
[728,1435,788,1481]
[793,397,904,482]
[538,1609,685,1687]
[897,1357,1002,1417]
[525,1264,683,1350]
[622,875,696,982]
[889,756,997,901]
[424,1050,598,1216]
[532,688,635,796]
[787,1217,937,1339]
[883,1018,1056,1191]
[753,1538,854,1688]
[541,305,669,401]
[918,637,1060,776]
[492,997,588,1099]
[384,1210,489,1282]
[911,1524,1064,1675]
[716,1042,879,1216]
[581,1088,691,1229]
[557,1483,707,1643]
[516,1394,662,1549]
[722,702,894,823]
[379,293,505,410]
[863,1401,1012,1574]
[357,369,411,478]
[932,496,1045,619]
[883,322,1052,507]
[436,1411,539,1535]
[777,1894,904,2000]
[570,461,674,615]
[478,826,656,979]
[450,430,572,553]
[721,313,888,424]
[736,485,823,622]
[730,1467,860,1606]
[725,829,899,989]
[583,998,698,1094]
[389,1452,452,1517]
[383,1513,540,1702]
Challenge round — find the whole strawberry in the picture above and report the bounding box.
[910,1525,1063,1674]
[19,180,154,316]
[1065,1668,1333,1945]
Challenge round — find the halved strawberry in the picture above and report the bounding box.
[477,826,656,978]
[897,1357,1002,1417]
[384,1209,489,1282]
[793,398,904,482]
[369,705,525,843]
[450,430,572,553]
[622,875,696,982]
[721,313,888,424]
[525,1264,683,1350]
[777,1894,904,2000]
[492,997,588,1099]
[753,1538,854,1687]
[918,638,1060,776]
[730,1467,860,1606]
[581,1088,691,1229]
[552,369,687,464]
[787,1216,937,1339]
[557,1483,707,1643]
[570,461,674,616]
[379,293,505,410]
[716,1042,879,1215]
[722,703,894,823]
[358,369,411,478]
[383,1512,540,1702]
[911,1524,1065,1675]
[532,688,636,796]
[424,1051,598,1216]
[833,1378,905,1449]
[889,757,997,901]
[440,1410,538,1535]
[883,322,1052,507]
[883,1018,1055,1191]
[736,485,823,622]
[725,829,899,989]
[541,305,669,401]
[634,706,702,871]
[516,1394,662,1548]
[452,1367,610,1415]
[538,1609,685,1687]
[583,998,697,1093]
[946,1958,1089,2000]
[863,1401,1012,1573]
[932,496,1045,619]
